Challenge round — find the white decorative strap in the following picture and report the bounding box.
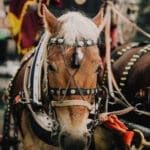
[51,100,93,111]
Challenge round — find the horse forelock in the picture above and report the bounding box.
[57,12,99,46]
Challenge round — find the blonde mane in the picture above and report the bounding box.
[57,12,100,46]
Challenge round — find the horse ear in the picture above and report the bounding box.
[93,7,103,27]
[42,4,59,33]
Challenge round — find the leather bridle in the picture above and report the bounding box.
[48,37,100,111]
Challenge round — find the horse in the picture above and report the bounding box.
[2,4,139,150]
[101,42,150,149]
[2,4,105,150]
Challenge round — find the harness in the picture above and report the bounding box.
[102,43,150,92]
[117,44,150,91]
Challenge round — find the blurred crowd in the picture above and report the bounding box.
[0,0,140,65]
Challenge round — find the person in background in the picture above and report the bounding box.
[110,0,122,50]
[6,0,50,59]
[0,0,11,64]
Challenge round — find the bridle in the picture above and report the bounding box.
[47,37,101,111]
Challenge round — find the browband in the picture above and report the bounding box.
[48,37,97,47]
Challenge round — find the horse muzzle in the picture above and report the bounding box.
[59,131,91,150]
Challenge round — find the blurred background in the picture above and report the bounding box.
[0,0,149,134]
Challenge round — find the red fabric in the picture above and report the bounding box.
[110,28,117,49]
[9,0,27,18]
[20,9,43,48]
[9,0,49,50]
[20,0,49,49]
[54,0,63,7]
[102,114,134,146]
[15,95,21,104]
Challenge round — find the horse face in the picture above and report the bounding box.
[48,46,102,149]
[43,5,103,149]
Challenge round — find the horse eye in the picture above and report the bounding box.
[48,64,57,72]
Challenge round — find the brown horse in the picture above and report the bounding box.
[2,5,105,150]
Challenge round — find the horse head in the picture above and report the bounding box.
[42,5,103,150]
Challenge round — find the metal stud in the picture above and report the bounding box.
[120,83,125,86]
[126,46,130,49]
[70,89,76,94]
[123,71,128,75]
[122,49,126,52]
[130,58,137,62]
[78,41,84,47]
[117,52,122,55]
[87,89,90,94]
[128,62,134,66]
[87,40,92,46]
[50,89,55,94]
[125,66,131,70]
[51,38,57,44]
[121,77,127,81]
[111,59,115,63]
[58,38,64,44]
[133,55,140,58]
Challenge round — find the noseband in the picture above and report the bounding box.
[50,88,99,110]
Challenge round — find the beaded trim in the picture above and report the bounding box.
[48,37,97,47]
[119,44,150,90]
[49,88,98,96]
[111,42,139,63]
[102,43,150,88]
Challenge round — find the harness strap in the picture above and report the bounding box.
[51,100,94,111]
[49,88,98,96]
[47,37,97,47]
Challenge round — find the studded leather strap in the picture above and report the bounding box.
[49,88,98,96]
[47,37,97,47]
